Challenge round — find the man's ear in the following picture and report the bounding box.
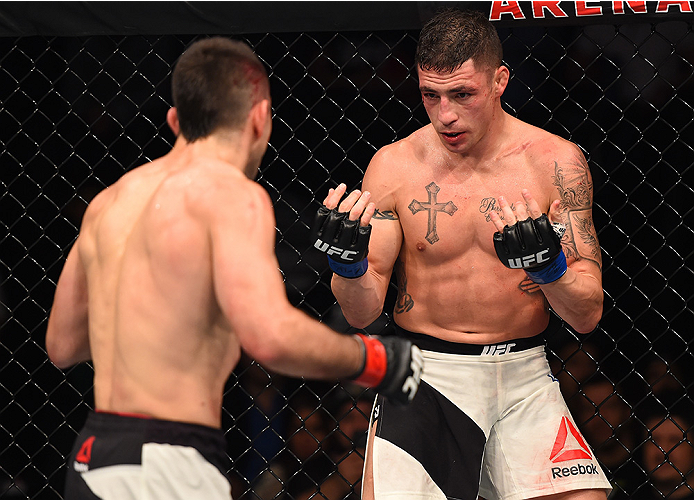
[494,66,510,98]
[166,107,180,136]
[250,99,272,143]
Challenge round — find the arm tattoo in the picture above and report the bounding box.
[394,261,414,314]
[575,214,601,260]
[518,276,542,294]
[373,209,399,220]
[551,157,602,270]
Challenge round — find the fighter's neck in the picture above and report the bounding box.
[171,133,252,176]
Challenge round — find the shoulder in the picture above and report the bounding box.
[80,169,137,231]
[509,123,596,209]
[544,132,585,164]
[513,118,585,163]
[370,126,434,165]
[191,165,276,233]
[522,124,591,182]
[502,119,589,188]
[81,186,111,227]
[82,160,168,220]
[365,125,434,185]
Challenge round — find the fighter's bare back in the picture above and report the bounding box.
[76,150,254,428]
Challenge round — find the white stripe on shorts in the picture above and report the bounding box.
[80,443,232,500]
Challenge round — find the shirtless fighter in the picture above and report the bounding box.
[46,37,422,500]
[310,9,611,500]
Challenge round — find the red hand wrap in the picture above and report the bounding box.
[352,334,387,388]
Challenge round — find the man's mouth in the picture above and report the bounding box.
[441,131,464,142]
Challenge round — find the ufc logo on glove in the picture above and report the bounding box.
[310,206,372,278]
[507,249,552,268]
[493,214,567,285]
[313,239,360,261]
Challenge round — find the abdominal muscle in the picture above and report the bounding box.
[392,254,551,345]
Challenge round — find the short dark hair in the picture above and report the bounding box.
[172,37,269,142]
[415,9,503,74]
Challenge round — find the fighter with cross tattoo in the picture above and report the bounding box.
[309,8,608,500]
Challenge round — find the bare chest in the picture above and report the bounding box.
[394,166,551,258]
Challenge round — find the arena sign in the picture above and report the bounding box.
[1,2,693,36]
[489,0,693,23]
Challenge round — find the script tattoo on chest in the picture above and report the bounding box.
[408,182,458,244]
[479,197,516,222]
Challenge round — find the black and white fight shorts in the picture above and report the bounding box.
[367,325,612,500]
[64,411,233,500]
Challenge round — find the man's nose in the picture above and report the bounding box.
[437,97,458,126]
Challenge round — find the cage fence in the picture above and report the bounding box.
[1,3,693,500]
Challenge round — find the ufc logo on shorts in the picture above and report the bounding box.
[401,347,424,402]
[314,239,359,261]
[481,343,516,355]
[507,249,550,268]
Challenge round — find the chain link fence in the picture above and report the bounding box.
[1,5,693,500]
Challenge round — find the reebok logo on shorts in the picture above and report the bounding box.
[549,417,599,481]
[549,416,591,462]
[74,435,96,472]
[552,463,599,479]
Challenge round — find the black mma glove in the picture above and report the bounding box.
[310,205,372,278]
[350,334,423,404]
[493,214,568,284]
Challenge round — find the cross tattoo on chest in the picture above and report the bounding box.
[408,182,458,244]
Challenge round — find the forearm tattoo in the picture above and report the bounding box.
[552,157,602,270]
[394,261,414,314]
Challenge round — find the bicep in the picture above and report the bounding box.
[367,216,402,286]
[363,157,404,287]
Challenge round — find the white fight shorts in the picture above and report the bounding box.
[64,411,233,500]
[367,325,612,500]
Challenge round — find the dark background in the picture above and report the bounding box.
[1,2,693,499]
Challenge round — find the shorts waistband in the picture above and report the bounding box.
[81,411,230,479]
[394,324,547,355]
[89,410,223,435]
